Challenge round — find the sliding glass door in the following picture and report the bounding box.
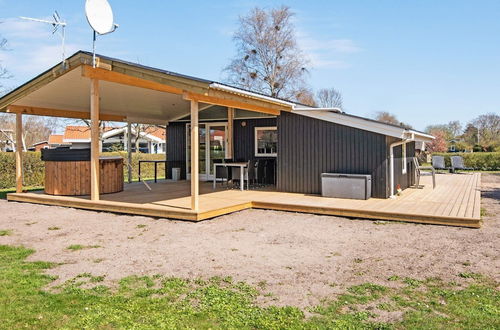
[186,122,227,180]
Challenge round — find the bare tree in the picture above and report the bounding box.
[224,6,310,101]
[374,111,413,129]
[0,114,55,150]
[0,32,12,95]
[471,113,500,149]
[374,111,399,125]
[317,88,343,109]
[447,120,462,138]
[295,87,316,107]
[131,123,155,153]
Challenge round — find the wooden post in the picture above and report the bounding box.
[165,121,169,180]
[127,122,132,183]
[190,100,199,211]
[90,78,100,201]
[15,113,23,193]
[227,107,234,159]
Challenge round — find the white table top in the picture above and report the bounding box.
[214,162,248,167]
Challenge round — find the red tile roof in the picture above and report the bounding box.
[48,134,67,145]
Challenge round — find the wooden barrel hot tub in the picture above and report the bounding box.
[42,149,124,196]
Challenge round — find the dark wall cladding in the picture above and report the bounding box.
[233,118,277,161]
[166,118,276,179]
[166,122,187,179]
[277,112,390,198]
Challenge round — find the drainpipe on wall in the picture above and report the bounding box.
[389,133,415,198]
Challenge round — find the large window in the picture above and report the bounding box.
[255,127,277,157]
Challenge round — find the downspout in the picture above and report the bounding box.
[389,132,415,198]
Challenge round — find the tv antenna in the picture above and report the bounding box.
[20,11,67,69]
[85,0,118,67]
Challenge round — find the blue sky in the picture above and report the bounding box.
[1,0,499,130]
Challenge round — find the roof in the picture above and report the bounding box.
[0,51,292,125]
[0,50,432,141]
[144,126,166,140]
[63,126,116,142]
[48,134,69,145]
[292,109,434,141]
[31,140,49,146]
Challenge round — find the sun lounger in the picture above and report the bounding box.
[431,155,448,173]
[450,156,473,173]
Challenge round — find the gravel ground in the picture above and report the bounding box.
[0,173,498,308]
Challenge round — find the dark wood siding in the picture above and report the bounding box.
[166,118,276,179]
[233,118,277,161]
[166,122,186,179]
[277,112,389,198]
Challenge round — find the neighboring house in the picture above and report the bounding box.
[30,134,72,151]
[0,128,15,152]
[61,125,166,153]
[30,140,49,151]
[48,134,71,149]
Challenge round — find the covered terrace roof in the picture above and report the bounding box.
[0,51,293,125]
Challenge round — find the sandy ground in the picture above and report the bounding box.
[0,174,498,308]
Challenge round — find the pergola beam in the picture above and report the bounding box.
[6,105,125,122]
[227,107,234,159]
[81,65,185,95]
[90,79,100,201]
[183,92,282,116]
[190,100,199,211]
[15,113,23,193]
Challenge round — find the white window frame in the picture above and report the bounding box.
[254,126,277,157]
[402,143,407,174]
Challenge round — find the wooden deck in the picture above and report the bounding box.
[7,173,482,227]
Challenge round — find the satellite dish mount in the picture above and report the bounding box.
[85,0,118,67]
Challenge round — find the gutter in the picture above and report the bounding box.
[389,132,415,198]
[292,106,343,113]
[209,83,296,107]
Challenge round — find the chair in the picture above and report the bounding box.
[431,156,448,173]
[413,157,436,189]
[213,159,229,188]
[257,159,267,186]
[451,156,473,173]
[232,159,257,190]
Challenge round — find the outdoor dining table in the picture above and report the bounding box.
[213,162,248,191]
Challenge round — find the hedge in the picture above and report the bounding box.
[0,152,167,189]
[431,152,500,171]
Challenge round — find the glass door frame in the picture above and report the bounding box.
[186,121,228,181]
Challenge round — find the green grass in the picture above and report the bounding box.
[66,244,101,251]
[0,230,12,236]
[0,186,43,199]
[0,245,498,329]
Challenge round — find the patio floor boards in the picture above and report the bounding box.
[7,173,482,227]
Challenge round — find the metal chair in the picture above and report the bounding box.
[413,157,436,189]
[451,156,473,173]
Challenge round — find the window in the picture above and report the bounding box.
[255,127,277,157]
[402,143,407,174]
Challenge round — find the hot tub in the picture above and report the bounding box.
[41,149,124,196]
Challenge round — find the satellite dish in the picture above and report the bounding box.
[85,0,118,67]
[85,0,116,35]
